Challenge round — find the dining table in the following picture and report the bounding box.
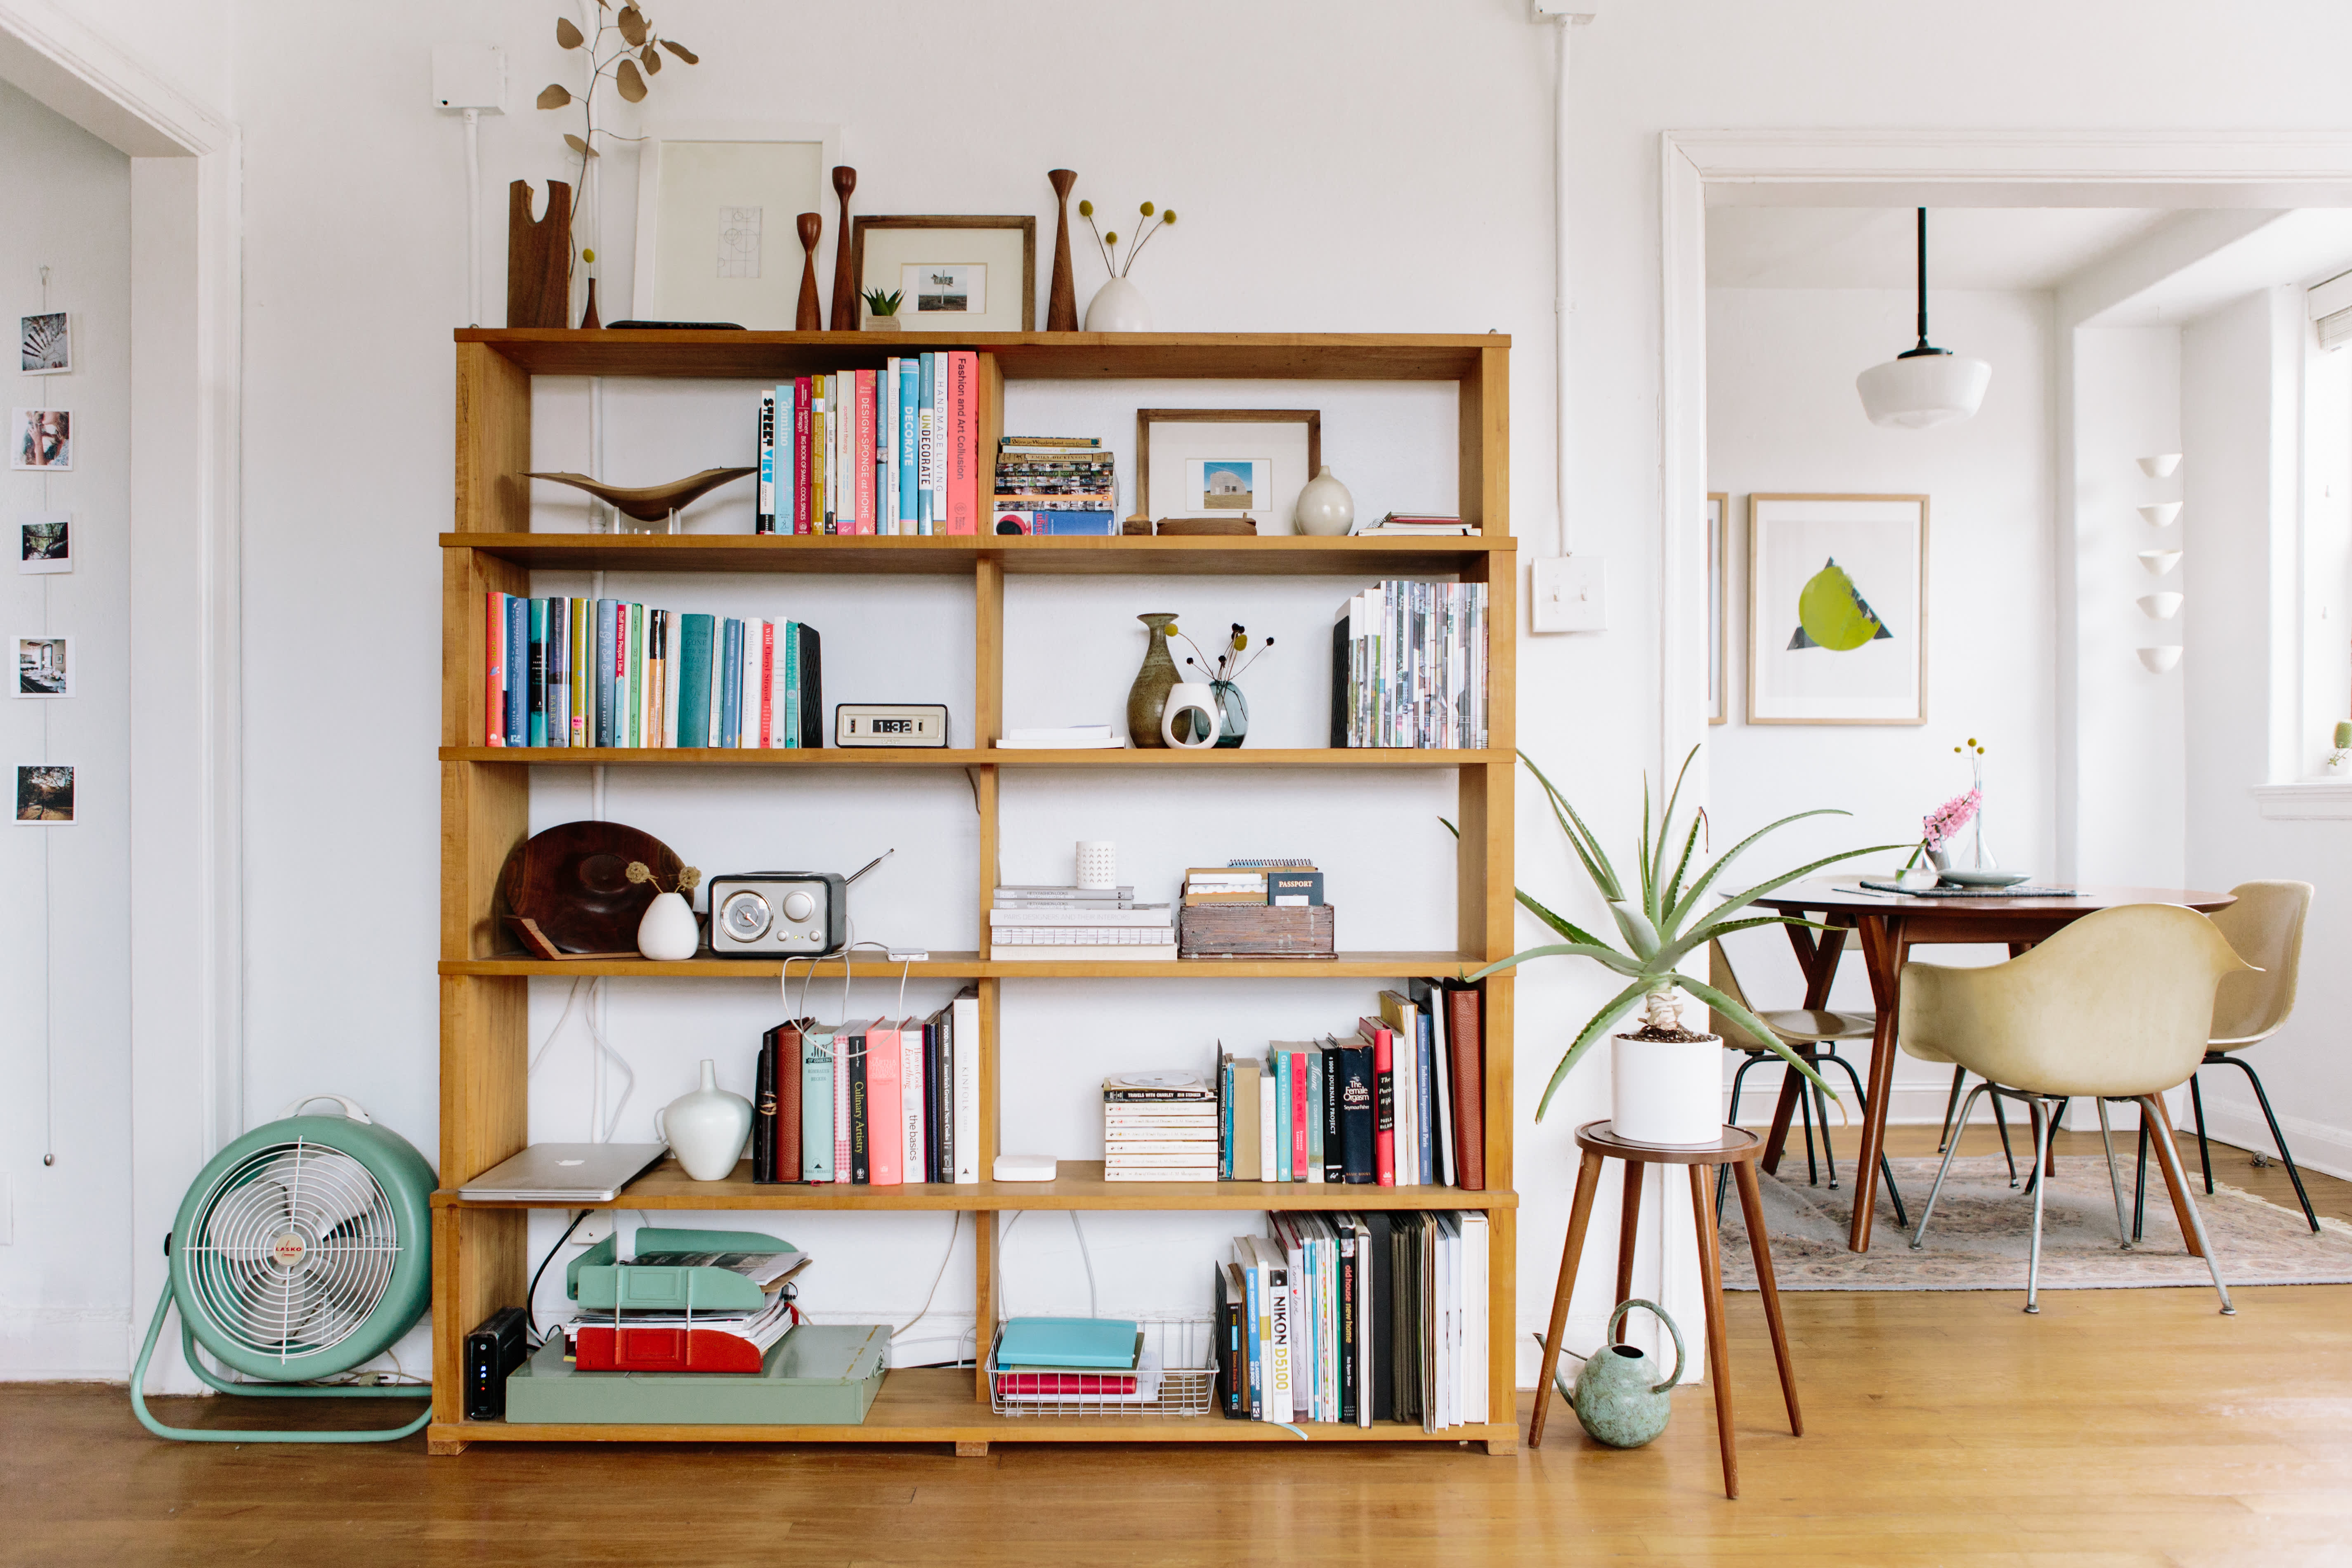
[1747,880,2238,1254]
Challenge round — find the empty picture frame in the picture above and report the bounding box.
[851,217,1036,331]
[1748,494,1928,725]
[631,123,845,330]
[1137,409,1320,534]
[1707,490,1727,724]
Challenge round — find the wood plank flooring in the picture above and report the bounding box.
[5,1127,2347,1567]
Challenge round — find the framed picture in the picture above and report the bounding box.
[19,513,69,574]
[630,123,845,330]
[12,409,70,470]
[21,312,69,374]
[16,635,71,698]
[1137,409,1320,533]
[1707,490,1727,725]
[1748,494,1927,725]
[16,763,73,824]
[851,217,1036,331]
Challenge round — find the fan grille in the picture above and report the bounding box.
[183,1139,401,1363]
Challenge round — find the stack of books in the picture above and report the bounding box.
[1353,512,1471,536]
[1218,1211,1489,1429]
[753,352,981,536]
[1183,859,1323,907]
[989,884,1176,961]
[1102,1071,1219,1182]
[994,724,1121,750]
[1329,580,1488,749]
[482,593,821,749]
[748,989,980,1185]
[992,435,1117,536]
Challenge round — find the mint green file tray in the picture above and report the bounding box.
[505,1323,889,1425]
[567,1228,800,1314]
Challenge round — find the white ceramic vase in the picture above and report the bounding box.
[1610,1030,1724,1146]
[637,890,700,961]
[1085,277,1154,332]
[1162,681,1219,749]
[656,1059,751,1181]
[1293,465,1356,536]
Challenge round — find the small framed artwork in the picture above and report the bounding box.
[16,635,71,697]
[851,217,1036,331]
[21,312,69,374]
[1707,490,1728,725]
[1137,409,1320,533]
[1748,494,1928,725]
[12,409,70,470]
[16,763,73,824]
[630,123,844,330]
[19,513,69,574]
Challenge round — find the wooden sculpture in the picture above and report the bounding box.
[507,179,573,328]
[1046,169,1079,331]
[796,212,823,331]
[524,467,756,523]
[828,166,859,330]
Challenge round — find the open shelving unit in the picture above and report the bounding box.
[430,329,1518,1455]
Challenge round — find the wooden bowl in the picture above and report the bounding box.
[498,820,685,954]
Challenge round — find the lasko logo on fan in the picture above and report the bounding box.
[272,1233,307,1266]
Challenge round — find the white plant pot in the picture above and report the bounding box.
[1611,1030,1724,1146]
[656,1059,752,1181]
[1085,277,1154,332]
[1292,465,1356,536]
[637,890,700,961]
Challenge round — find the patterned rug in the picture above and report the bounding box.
[1717,1154,2352,1291]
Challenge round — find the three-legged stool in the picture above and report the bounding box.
[1529,1121,1800,1499]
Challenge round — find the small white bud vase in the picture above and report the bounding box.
[656,1059,752,1181]
[1292,465,1355,537]
[1084,276,1153,332]
[636,890,700,961]
[1611,1032,1725,1146]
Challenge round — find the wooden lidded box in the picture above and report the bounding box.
[1178,904,1336,959]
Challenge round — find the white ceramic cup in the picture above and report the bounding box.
[1162,682,1219,749]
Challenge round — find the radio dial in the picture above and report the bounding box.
[782,890,817,922]
[719,890,772,940]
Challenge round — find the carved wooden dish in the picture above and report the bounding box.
[526,467,756,523]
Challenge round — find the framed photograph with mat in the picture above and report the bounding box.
[631,123,845,330]
[1137,409,1320,534]
[1747,493,1927,725]
[851,217,1035,331]
[1707,490,1728,724]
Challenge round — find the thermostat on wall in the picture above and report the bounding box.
[836,704,949,747]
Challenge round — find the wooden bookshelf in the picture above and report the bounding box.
[432,329,1517,1457]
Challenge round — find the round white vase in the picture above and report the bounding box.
[637,890,700,961]
[1610,1031,1724,1146]
[656,1059,751,1181]
[1293,465,1356,536]
[1085,277,1154,332]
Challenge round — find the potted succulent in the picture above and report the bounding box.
[862,288,904,330]
[1461,749,1894,1144]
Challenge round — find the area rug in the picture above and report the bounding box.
[1715,1155,2352,1291]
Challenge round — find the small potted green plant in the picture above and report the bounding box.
[2329,720,2352,775]
[862,288,904,330]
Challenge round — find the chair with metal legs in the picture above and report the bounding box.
[1899,904,2252,1315]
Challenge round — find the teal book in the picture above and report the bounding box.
[782,619,800,750]
[996,1317,1140,1370]
[527,597,549,746]
[678,614,715,748]
[801,1030,836,1183]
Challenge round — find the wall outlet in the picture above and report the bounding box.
[567,1211,614,1247]
[430,44,506,112]
[1532,555,1607,633]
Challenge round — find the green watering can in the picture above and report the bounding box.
[1548,1299,1685,1449]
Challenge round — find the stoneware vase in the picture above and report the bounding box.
[1162,682,1220,749]
[1611,1030,1723,1145]
[1293,465,1356,536]
[656,1059,751,1181]
[865,313,902,331]
[1557,1299,1685,1449]
[1085,276,1154,332]
[636,890,700,961]
[1126,613,1180,747]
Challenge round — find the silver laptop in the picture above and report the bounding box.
[456,1143,667,1202]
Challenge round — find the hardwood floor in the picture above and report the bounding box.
[6,1127,2346,1567]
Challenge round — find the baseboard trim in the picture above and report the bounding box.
[0,1306,131,1380]
[2185,1097,2352,1185]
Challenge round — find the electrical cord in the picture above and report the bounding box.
[529,976,637,1141]
[525,1210,590,1347]
[891,1212,961,1343]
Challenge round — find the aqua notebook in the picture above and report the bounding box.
[995,1317,1141,1370]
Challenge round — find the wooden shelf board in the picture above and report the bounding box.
[440,531,1513,577]
[432,1157,1516,1212]
[440,952,1482,980]
[457,328,1503,383]
[442,746,1506,768]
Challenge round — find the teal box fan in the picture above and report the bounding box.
[132,1096,436,1443]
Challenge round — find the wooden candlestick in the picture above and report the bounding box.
[828,166,858,330]
[1046,169,1079,332]
[796,212,823,331]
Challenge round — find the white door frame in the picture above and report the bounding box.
[0,0,241,1386]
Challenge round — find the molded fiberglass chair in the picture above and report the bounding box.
[1900,904,2254,1315]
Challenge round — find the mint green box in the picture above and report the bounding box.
[505,1324,888,1426]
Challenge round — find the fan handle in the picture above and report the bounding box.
[274,1094,373,1125]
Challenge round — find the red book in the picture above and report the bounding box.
[484,591,506,745]
[758,621,775,748]
[1358,1018,1396,1186]
[792,376,813,535]
[776,1020,806,1183]
[855,369,878,536]
[945,350,978,535]
[1445,986,1485,1191]
[867,1019,902,1185]
[568,1323,767,1374]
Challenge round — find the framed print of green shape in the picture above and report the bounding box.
[1747,494,1927,725]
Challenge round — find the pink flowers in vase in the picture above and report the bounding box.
[1917,789,1981,860]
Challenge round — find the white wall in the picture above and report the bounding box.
[0,76,132,1377]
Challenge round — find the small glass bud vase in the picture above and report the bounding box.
[1210,680,1248,749]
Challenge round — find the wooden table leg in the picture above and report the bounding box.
[1688,1162,1740,1500]
[1733,1160,1802,1438]
[1530,1149,1605,1449]
[2145,1094,2207,1259]
[1761,1078,1802,1177]
[1614,1162,1644,1310]
[1845,914,1906,1254]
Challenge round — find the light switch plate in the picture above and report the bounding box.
[1532,555,1607,633]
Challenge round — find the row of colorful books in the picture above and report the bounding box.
[1329,580,1489,749]
[1216,982,1485,1188]
[755,353,982,535]
[482,593,822,749]
[1217,1211,1490,1429]
[749,990,981,1185]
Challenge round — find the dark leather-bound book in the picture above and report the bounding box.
[776,1019,806,1183]
[1215,1263,1248,1419]
[845,1019,871,1184]
[1337,1036,1376,1185]
[1320,1042,1344,1184]
[1363,1211,1395,1421]
[752,1029,779,1183]
[1443,983,1485,1190]
[1329,617,1351,747]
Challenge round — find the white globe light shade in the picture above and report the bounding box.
[1855,353,1992,430]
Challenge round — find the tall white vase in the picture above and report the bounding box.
[1085,277,1154,332]
[1611,1032,1724,1146]
[1292,465,1356,536]
[656,1059,752,1181]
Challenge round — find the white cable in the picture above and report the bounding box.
[462,108,482,327]
[1552,12,1578,559]
[891,1212,961,1341]
[1069,1212,1098,1319]
[528,975,634,1140]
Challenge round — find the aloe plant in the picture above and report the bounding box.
[1457,749,1901,1120]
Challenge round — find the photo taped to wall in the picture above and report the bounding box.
[12,408,70,470]
[18,513,69,574]
[16,763,72,824]
[15,635,71,698]
[20,312,68,374]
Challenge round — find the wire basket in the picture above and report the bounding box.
[987,1315,1218,1419]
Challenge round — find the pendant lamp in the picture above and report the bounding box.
[1856,208,1991,429]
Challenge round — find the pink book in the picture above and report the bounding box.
[1291,1049,1310,1182]
[758,621,775,748]
[867,1019,902,1185]
[833,1026,855,1183]
[945,352,978,535]
[855,369,878,536]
